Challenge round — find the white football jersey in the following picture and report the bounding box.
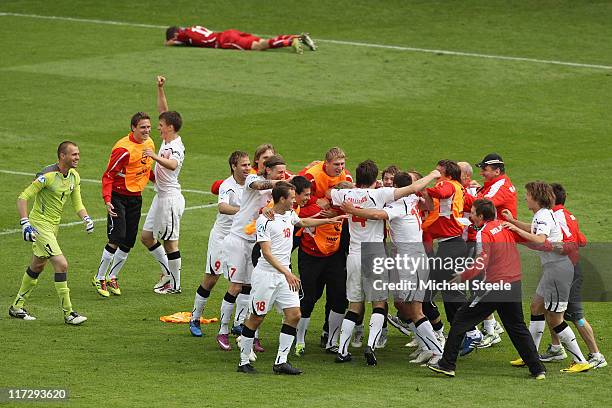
[383,195,423,243]
[531,207,565,264]
[331,187,395,254]
[255,210,301,273]
[154,136,184,195]
[211,175,244,237]
[229,174,272,241]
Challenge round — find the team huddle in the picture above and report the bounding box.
[9,77,607,378]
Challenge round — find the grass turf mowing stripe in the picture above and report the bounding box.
[1,11,611,71]
[0,169,213,195]
[0,203,216,235]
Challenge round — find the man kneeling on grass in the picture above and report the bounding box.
[237,182,346,374]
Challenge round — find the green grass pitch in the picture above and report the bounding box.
[0,1,611,406]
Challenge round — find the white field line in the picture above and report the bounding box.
[0,169,212,195]
[1,11,611,71]
[0,203,216,236]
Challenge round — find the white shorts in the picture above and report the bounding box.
[393,244,429,303]
[250,267,300,315]
[347,249,389,303]
[346,253,364,302]
[536,258,574,313]
[223,233,255,284]
[205,229,225,275]
[143,193,185,241]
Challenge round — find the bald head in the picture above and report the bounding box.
[458,161,473,188]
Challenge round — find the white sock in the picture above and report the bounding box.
[191,288,209,321]
[96,248,115,280]
[108,248,129,279]
[415,319,443,355]
[240,335,255,366]
[296,317,310,345]
[483,317,496,335]
[550,343,563,351]
[409,322,427,349]
[276,328,295,365]
[339,319,356,356]
[219,298,235,335]
[327,311,344,348]
[233,293,250,327]
[167,252,181,289]
[529,319,545,350]
[367,312,385,349]
[255,329,260,339]
[557,325,587,363]
[148,243,170,277]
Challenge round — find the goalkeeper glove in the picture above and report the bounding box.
[83,215,94,234]
[20,218,38,242]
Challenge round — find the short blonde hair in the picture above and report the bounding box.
[325,147,346,162]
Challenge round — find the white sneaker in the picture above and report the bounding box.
[494,321,504,335]
[427,354,442,366]
[351,324,364,348]
[154,283,182,295]
[477,332,501,349]
[588,353,607,369]
[405,338,419,348]
[387,313,412,337]
[236,335,257,362]
[9,306,36,321]
[410,349,433,364]
[64,311,87,325]
[376,327,388,349]
[409,347,425,359]
[435,331,446,349]
[300,32,317,51]
[153,274,171,290]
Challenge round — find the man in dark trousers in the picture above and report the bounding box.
[427,199,546,379]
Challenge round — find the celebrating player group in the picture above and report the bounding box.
[9,75,606,379]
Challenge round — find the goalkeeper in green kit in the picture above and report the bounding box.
[9,141,93,325]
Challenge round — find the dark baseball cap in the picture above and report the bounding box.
[476,153,504,168]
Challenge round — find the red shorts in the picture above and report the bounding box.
[217,29,261,50]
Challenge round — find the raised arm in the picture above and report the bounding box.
[249,179,283,191]
[340,201,388,220]
[157,76,168,113]
[393,169,440,200]
[296,214,347,228]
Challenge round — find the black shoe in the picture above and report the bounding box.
[427,361,455,377]
[237,363,257,374]
[320,332,329,348]
[325,345,339,354]
[273,362,303,375]
[335,353,352,363]
[364,346,377,366]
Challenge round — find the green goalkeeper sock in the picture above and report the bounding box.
[12,268,40,309]
[54,275,72,316]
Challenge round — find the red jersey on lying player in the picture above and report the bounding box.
[166,25,307,52]
[175,26,219,47]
